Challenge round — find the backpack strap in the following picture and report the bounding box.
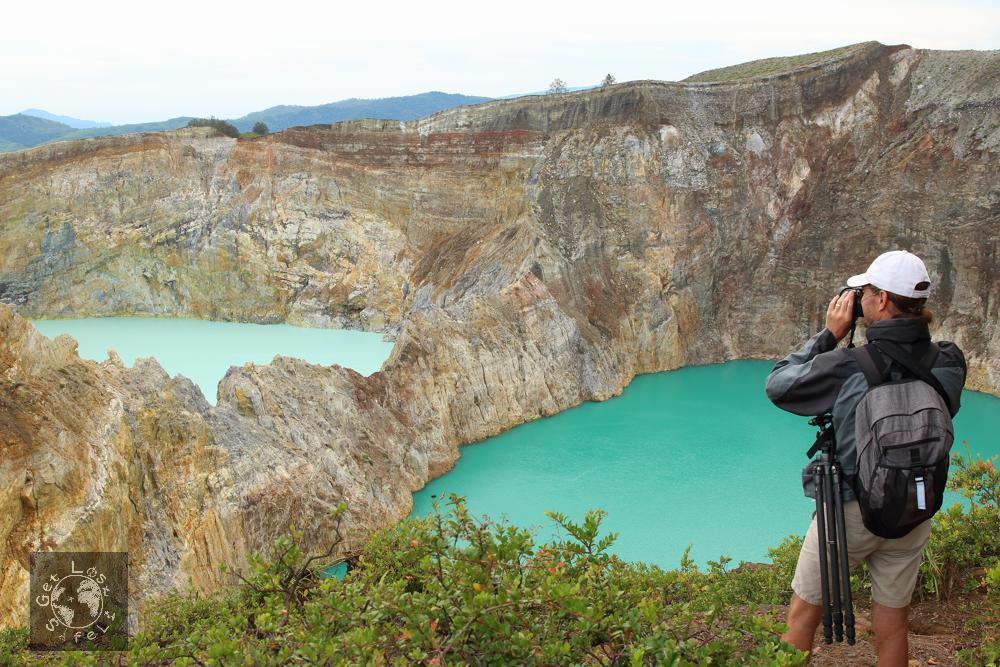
[870,340,955,416]
[918,341,940,369]
[853,345,888,387]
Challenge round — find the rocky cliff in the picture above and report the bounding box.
[1,42,998,626]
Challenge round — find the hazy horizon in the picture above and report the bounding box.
[5,0,998,126]
[11,92,496,128]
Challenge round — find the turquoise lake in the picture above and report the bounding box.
[30,317,396,404]
[24,319,1000,571]
[411,361,1000,569]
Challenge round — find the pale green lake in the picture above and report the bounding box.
[411,361,1000,569]
[30,317,395,405]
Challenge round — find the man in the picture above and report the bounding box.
[765,250,966,665]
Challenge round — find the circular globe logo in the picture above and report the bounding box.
[30,552,127,650]
[47,573,105,630]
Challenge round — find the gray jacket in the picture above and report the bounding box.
[765,318,967,500]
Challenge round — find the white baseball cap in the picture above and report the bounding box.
[846,250,931,298]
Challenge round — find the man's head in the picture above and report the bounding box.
[846,251,933,325]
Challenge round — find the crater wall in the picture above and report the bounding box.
[1,42,997,625]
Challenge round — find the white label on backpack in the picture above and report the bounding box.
[915,476,926,510]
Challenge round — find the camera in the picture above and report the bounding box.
[838,286,864,321]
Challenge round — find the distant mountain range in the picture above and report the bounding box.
[20,108,113,129]
[0,92,494,153]
[228,92,493,132]
[0,115,73,152]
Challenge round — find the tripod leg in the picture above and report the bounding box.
[814,467,833,645]
[821,461,845,642]
[831,466,856,645]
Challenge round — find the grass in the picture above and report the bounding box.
[683,43,868,83]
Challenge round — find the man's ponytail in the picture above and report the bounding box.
[886,292,933,324]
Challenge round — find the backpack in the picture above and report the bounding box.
[850,341,955,539]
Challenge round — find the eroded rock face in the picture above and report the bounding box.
[1,42,998,626]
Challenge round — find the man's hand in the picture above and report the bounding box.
[826,290,856,342]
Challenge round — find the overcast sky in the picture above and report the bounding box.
[3,0,997,125]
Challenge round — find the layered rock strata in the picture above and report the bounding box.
[1,42,998,626]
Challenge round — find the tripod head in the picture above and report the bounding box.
[808,413,833,431]
[806,413,836,459]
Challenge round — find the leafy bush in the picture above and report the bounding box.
[918,447,1000,600]
[2,451,994,665]
[186,117,240,139]
[697,535,802,606]
[289,499,802,665]
[0,628,28,663]
[0,500,805,665]
[955,558,1000,666]
[252,121,269,135]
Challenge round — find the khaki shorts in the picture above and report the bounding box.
[792,500,931,608]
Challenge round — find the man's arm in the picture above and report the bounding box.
[765,290,859,416]
[765,329,854,416]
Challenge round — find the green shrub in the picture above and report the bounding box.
[2,450,994,665]
[186,117,240,139]
[699,535,802,606]
[918,448,1000,600]
[956,559,1000,666]
[0,497,804,665]
[0,628,29,666]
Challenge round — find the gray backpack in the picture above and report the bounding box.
[852,341,955,539]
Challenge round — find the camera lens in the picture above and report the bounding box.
[838,286,864,321]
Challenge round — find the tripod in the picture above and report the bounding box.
[806,414,856,645]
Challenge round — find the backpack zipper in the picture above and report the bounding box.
[881,437,941,451]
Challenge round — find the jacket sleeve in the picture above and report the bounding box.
[932,341,968,415]
[765,329,856,416]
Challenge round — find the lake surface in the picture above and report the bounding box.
[23,320,999,570]
[31,317,395,404]
[411,361,1000,569]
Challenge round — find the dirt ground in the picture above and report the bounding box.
[766,591,998,666]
